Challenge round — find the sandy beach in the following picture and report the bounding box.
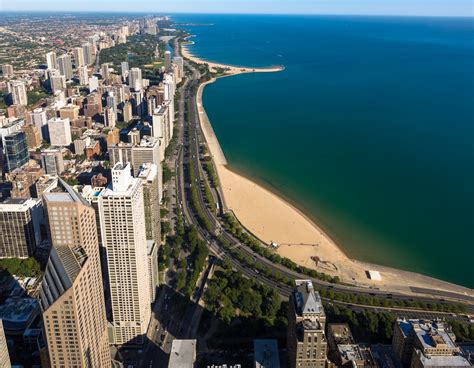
[182,41,474,301]
[181,39,284,74]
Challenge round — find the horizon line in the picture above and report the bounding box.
[1,10,473,18]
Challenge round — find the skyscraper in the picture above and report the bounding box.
[101,63,110,80]
[98,163,151,345]
[78,65,89,85]
[121,61,129,82]
[41,148,64,176]
[50,74,66,94]
[164,51,172,72]
[47,118,71,146]
[10,81,28,106]
[129,67,143,92]
[30,108,48,140]
[45,51,58,70]
[39,181,110,367]
[72,47,85,68]
[3,131,29,172]
[287,280,327,368]
[0,197,42,258]
[82,43,94,66]
[57,54,73,80]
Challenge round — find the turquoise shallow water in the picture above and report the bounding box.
[175,14,474,288]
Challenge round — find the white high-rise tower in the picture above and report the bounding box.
[98,162,151,345]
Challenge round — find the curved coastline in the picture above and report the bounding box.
[182,41,474,300]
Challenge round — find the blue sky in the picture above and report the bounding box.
[2,0,473,17]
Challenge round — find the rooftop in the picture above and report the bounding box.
[416,351,471,367]
[168,339,196,368]
[0,197,41,212]
[293,280,324,316]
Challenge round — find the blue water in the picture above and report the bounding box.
[174,14,474,288]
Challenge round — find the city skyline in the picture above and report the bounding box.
[1,0,473,17]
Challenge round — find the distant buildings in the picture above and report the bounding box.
[78,65,89,85]
[109,136,162,175]
[0,197,42,258]
[121,61,129,82]
[45,51,58,70]
[57,54,73,80]
[47,118,71,146]
[30,108,48,140]
[10,81,28,106]
[164,50,172,72]
[72,47,85,68]
[40,148,64,176]
[129,67,143,91]
[39,181,110,367]
[168,339,196,368]
[2,64,14,77]
[97,163,151,345]
[82,42,94,66]
[392,319,470,368]
[287,280,327,368]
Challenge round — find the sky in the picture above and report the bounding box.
[1,0,473,17]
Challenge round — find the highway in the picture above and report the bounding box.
[173,44,474,320]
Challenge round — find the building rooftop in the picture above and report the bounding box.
[397,319,457,351]
[0,197,41,212]
[329,323,355,345]
[293,280,324,316]
[0,297,39,331]
[168,339,196,368]
[254,339,280,368]
[338,344,376,365]
[416,352,471,367]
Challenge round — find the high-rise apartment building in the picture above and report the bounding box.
[123,101,133,123]
[47,118,71,146]
[104,107,116,128]
[3,131,29,172]
[22,124,42,149]
[58,54,73,80]
[82,43,94,66]
[41,148,64,176]
[287,280,327,368]
[0,197,42,259]
[10,81,28,106]
[164,51,172,72]
[30,108,48,140]
[45,52,58,70]
[121,61,129,82]
[78,65,89,85]
[50,74,66,94]
[109,136,162,174]
[101,63,110,80]
[98,163,151,345]
[72,47,85,68]
[39,181,110,367]
[129,68,143,92]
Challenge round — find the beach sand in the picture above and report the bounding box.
[182,41,474,300]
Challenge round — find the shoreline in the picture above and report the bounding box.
[182,41,474,301]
